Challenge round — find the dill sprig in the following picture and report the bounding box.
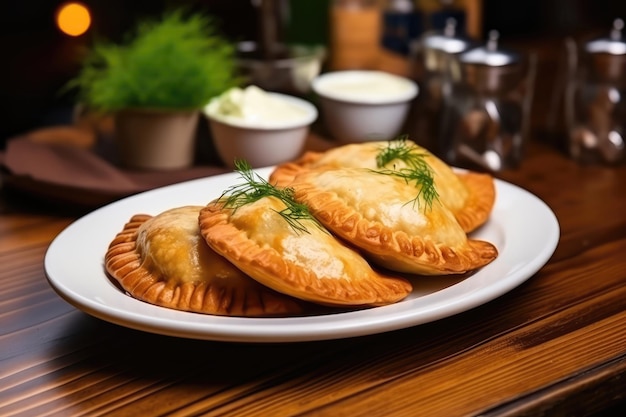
[220,160,325,235]
[374,136,439,210]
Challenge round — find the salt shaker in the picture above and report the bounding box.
[566,18,626,164]
[441,31,536,171]
[408,18,473,156]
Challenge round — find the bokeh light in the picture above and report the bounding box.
[56,2,92,37]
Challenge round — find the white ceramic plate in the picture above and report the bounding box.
[45,168,559,343]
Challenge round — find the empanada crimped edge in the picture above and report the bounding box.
[198,200,413,307]
[455,171,496,233]
[104,208,305,317]
[289,177,498,276]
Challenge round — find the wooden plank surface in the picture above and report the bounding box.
[2,138,626,416]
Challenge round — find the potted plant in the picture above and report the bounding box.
[70,9,240,170]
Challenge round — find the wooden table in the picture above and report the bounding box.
[1,134,626,417]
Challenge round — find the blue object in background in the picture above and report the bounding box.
[381,1,424,56]
[430,6,466,36]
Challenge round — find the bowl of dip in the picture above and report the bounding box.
[204,85,318,168]
[311,70,418,143]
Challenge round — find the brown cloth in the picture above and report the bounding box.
[0,128,230,207]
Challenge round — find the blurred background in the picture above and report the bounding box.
[2,0,626,148]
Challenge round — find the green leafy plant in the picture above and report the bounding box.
[70,10,241,112]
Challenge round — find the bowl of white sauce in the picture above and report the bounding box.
[204,85,318,168]
[311,70,418,143]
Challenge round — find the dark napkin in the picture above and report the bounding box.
[0,128,230,206]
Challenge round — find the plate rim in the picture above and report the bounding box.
[44,168,560,343]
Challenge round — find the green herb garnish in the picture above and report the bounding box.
[374,136,439,210]
[220,160,325,235]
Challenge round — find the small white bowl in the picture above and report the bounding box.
[204,89,318,169]
[312,70,418,143]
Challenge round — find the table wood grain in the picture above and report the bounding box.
[2,136,626,416]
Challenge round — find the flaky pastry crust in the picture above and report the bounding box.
[269,140,495,232]
[198,197,412,306]
[288,168,498,275]
[104,206,305,316]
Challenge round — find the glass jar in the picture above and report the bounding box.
[566,19,626,164]
[440,31,536,171]
[408,17,472,156]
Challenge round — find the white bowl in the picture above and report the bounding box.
[204,90,318,169]
[312,70,418,143]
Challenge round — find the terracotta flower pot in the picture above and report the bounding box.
[114,109,199,170]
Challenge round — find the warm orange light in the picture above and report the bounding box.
[56,2,91,37]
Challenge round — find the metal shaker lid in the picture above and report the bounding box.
[584,18,626,55]
[422,18,472,54]
[459,31,520,66]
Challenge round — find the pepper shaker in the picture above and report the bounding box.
[566,18,626,164]
[408,18,473,156]
[441,31,536,171]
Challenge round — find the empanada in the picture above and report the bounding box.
[105,206,305,316]
[269,139,495,232]
[199,195,412,307]
[287,167,498,275]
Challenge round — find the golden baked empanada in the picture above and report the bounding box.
[270,139,495,232]
[288,167,498,275]
[105,206,305,316]
[198,172,412,307]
